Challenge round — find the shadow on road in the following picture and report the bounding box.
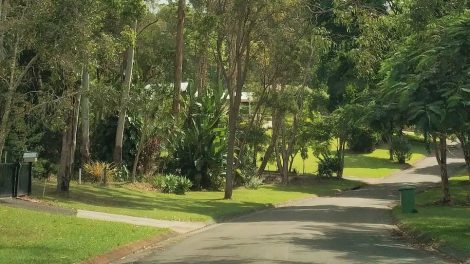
[127,158,467,264]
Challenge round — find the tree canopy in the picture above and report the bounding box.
[0,0,468,201]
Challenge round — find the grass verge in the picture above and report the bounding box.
[0,205,167,264]
[393,172,470,259]
[33,178,361,222]
[264,141,427,178]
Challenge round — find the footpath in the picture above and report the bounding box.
[0,197,206,234]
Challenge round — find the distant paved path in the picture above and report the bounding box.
[117,155,464,264]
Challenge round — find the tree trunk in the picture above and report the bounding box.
[224,37,250,199]
[0,34,18,160]
[57,126,72,192]
[221,3,254,199]
[281,149,289,184]
[303,159,305,174]
[224,104,238,199]
[386,134,393,160]
[0,0,3,28]
[337,138,346,178]
[196,43,208,95]
[0,0,8,62]
[236,85,269,172]
[289,153,296,173]
[80,67,91,163]
[258,109,281,175]
[71,93,81,165]
[276,115,287,181]
[275,143,282,176]
[131,146,142,183]
[434,135,451,203]
[283,115,300,183]
[132,134,145,183]
[172,0,185,116]
[457,133,470,182]
[277,117,298,184]
[57,93,80,192]
[252,144,257,167]
[113,20,137,165]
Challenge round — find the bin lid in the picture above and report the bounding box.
[399,185,416,191]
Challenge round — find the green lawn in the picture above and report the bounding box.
[265,141,428,178]
[33,178,360,222]
[0,205,167,264]
[394,172,470,255]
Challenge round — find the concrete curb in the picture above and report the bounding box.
[392,219,470,264]
[81,231,177,264]
[0,197,76,216]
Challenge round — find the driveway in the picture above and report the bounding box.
[116,155,464,264]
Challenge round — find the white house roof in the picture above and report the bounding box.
[241,92,254,103]
[180,82,189,92]
[225,92,254,103]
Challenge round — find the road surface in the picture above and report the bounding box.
[117,155,464,264]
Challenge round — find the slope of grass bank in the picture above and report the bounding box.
[0,205,166,264]
[33,178,360,222]
[393,173,470,256]
[343,142,427,178]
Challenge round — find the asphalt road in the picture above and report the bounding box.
[117,155,464,264]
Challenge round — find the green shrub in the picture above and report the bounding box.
[317,154,341,177]
[240,165,262,189]
[153,174,193,195]
[176,177,193,194]
[83,161,115,183]
[208,170,225,191]
[391,136,412,164]
[33,159,58,178]
[166,87,227,190]
[152,175,164,188]
[244,176,263,190]
[348,128,379,153]
[114,164,129,182]
[162,175,178,193]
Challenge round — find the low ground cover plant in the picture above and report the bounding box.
[154,174,193,194]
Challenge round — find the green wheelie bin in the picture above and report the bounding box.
[399,185,416,213]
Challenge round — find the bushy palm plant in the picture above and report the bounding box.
[167,86,228,190]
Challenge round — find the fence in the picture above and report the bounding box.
[0,163,32,198]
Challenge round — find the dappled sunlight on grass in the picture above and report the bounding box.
[0,205,165,264]
[415,174,470,205]
[394,172,470,253]
[32,178,360,222]
[263,141,428,178]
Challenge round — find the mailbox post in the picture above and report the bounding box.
[23,152,38,163]
[23,152,38,196]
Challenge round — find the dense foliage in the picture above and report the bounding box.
[0,0,468,202]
